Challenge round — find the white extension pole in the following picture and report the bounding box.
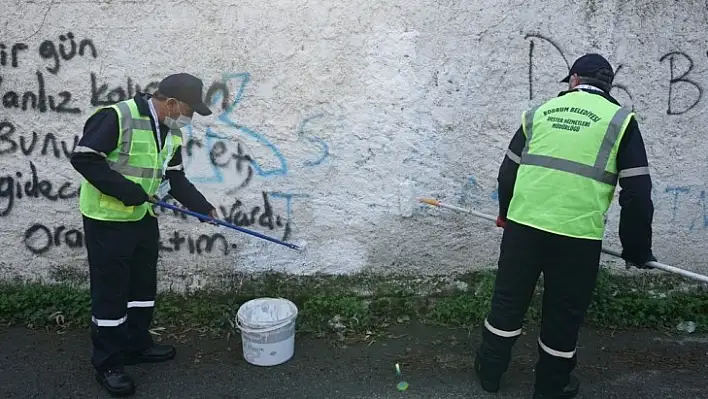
[418,197,708,285]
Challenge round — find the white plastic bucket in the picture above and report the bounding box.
[236,297,298,366]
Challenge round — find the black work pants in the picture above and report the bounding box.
[476,219,601,393]
[83,214,159,372]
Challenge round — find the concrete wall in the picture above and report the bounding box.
[1,0,707,290]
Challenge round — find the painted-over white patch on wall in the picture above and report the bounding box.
[0,0,707,291]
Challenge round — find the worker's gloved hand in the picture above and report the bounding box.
[496,216,507,228]
[199,207,219,225]
[207,208,219,224]
[122,184,150,206]
[622,249,656,269]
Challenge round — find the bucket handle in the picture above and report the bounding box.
[236,316,294,334]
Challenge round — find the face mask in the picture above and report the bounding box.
[164,100,193,129]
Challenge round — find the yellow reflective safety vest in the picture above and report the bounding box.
[79,99,182,222]
[506,90,633,240]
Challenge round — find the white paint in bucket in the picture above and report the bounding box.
[236,297,298,366]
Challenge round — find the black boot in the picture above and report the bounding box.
[474,329,517,393]
[474,355,501,393]
[95,368,135,397]
[124,344,176,365]
[533,375,580,398]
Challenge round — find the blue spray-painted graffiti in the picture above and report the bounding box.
[214,74,289,177]
[662,186,708,231]
[458,176,487,208]
[268,191,311,240]
[297,113,330,167]
[688,190,708,231]
[666,186,690,223]
[179,72,333,242]
[184,73,283,181]
[184,72,331,183]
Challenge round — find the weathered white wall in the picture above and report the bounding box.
[1,0,707,290]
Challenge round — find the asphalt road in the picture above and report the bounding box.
[1,322,706,398]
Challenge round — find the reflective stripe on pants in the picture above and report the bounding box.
[484,318,522,338]
[92,315,127,327]
[538,337,576,359]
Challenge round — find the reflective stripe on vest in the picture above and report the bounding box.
[521,104,632,186]
[106,100,183,180]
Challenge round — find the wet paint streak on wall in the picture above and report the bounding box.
[1,0,708,290]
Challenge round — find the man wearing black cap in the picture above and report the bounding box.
[473,54,655,398]
[70,73,218,396]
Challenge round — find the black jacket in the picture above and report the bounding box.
[70,93,214,215]
[497,88,654,264]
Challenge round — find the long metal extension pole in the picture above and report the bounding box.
[418,197,708,284]
[151,200,302,251]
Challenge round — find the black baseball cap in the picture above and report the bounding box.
[560,53,615,86]
[157,73,212,116]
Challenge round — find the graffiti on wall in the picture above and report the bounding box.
[0,33,92,227]
[524,34,706,115]
[2,28,707,258]
[664,186,708,231]
[0,33,95,114]
[183,72,331,188]
[0,32,333,255]
[0,122,80,217]
[443,33,707,232]
[21,222,240,256]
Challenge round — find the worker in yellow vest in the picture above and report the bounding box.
[70,73,218,397]
[473,54,656,398]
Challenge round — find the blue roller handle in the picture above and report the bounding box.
[151,200,301,251]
